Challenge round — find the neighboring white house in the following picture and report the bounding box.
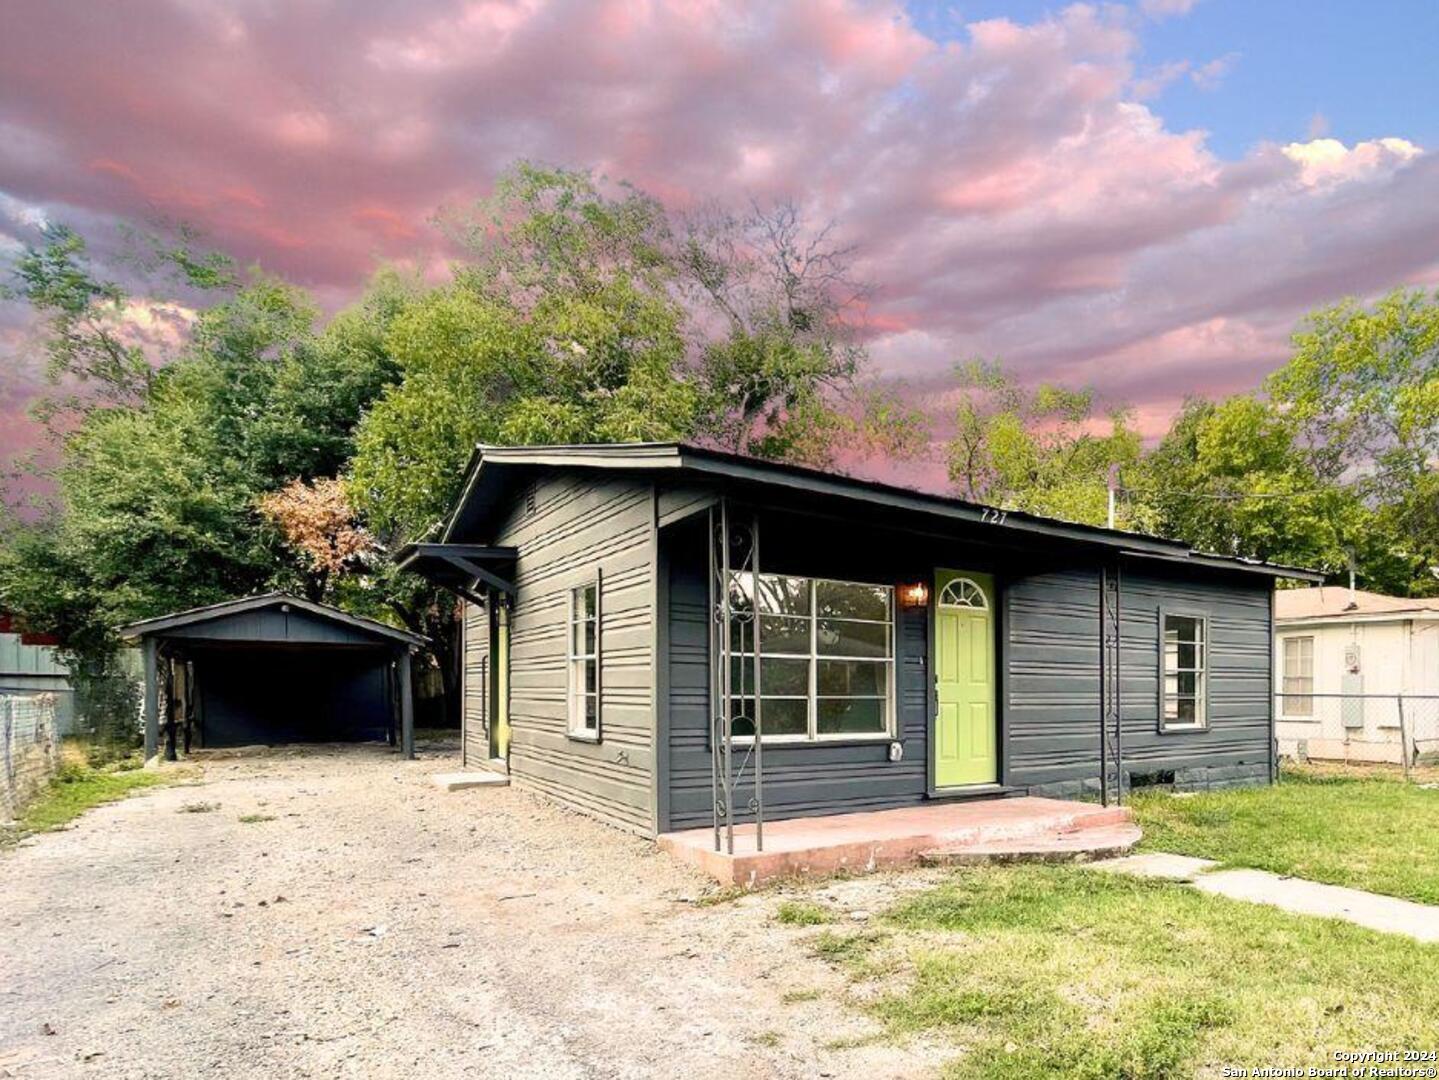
[1274,587,1439,764]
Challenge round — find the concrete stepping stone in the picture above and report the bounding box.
[431,772,508,791]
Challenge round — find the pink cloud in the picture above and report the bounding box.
[0,0,1436,497]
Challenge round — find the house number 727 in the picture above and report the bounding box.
[981,508,1008,525]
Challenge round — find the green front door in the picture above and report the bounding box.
[934,570,997,787]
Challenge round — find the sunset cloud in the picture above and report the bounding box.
[0,0,1436,479]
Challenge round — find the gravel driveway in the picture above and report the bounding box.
[0,743,939,1079]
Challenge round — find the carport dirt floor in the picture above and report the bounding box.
[0,743,945,1079]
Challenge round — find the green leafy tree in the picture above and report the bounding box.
[944,360,1146,527]
[1137,397,1375,577]
[5,224,155,406]
[1139,291,1438,593]
[1269,288,1439,485]
[1265,289,1439,593]
[677,198,925,464]
[0,228,408,738]
[5,163,930,739]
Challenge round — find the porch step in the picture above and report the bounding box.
[921,802,1133,849]
[919,822,1142,865]
[658,797,1140,886]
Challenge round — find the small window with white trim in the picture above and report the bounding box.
[1282,635,1314,716]
[568,579,600,740]
[1160,612,1207,731]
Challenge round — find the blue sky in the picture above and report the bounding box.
[907,0,1439,158]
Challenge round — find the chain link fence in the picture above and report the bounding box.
[1276,692,1439,781]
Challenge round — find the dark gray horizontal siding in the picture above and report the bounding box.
[462,602,490,767]
[1006,565,1274,789]
[662,513,930,831]
[1115,572,1272,777]
[493,474,656,835]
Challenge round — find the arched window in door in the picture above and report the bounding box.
[938,577,988,610]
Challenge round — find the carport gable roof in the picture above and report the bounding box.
[438,442,1322,583]
[119,593,427,648]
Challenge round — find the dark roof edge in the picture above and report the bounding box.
[119,592,427,646]
[1121,549,1323,583]
[442,442,1322,582]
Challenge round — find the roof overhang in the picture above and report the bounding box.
[394,543,517,605]
[431,442,1323,583]
[1119,548,1325,584]
[119,593,427,647]
[1277,610,1439,628]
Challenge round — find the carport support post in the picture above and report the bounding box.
[399,649,415,760]
[142,637,159,761]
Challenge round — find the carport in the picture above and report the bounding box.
[121,593,426,761]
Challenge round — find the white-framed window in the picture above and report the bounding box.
[1281,635,1314,717]
[1160,611,1208,732]
[568,577,600,740]
[728,572,895,742]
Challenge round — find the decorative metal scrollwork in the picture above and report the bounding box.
[1099,565,1124,805]
[709,499,765,855]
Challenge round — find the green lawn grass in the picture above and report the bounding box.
[812,866,1439,1079]
[2,760,176,845]
[1130,766,1439,904]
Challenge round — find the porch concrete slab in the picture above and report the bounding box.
[1090,852,1219,881]
[924,822,1142,866]
[658,797,1134,886]
[431,771,509,791]
[1191,868,1439,943]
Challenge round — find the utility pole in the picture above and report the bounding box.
[1106,463,1120,530]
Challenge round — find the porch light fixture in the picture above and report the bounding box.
[898,581,930,607]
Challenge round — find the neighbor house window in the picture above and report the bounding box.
[1282,635,1314,717]
[728,573,894,742]
[1160,612,1207,731]
[568,578,600,740]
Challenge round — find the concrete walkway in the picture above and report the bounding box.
[1092,853,1439,943]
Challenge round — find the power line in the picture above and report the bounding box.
[1117,466,1422,503]
[1116,487,1332,502]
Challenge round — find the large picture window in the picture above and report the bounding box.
[1281,635,1314,717]
[568,578,600,740]
[727,573,894,742]
[1160,612,1207,732]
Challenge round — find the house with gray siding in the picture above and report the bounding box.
[399,443,1320,838]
